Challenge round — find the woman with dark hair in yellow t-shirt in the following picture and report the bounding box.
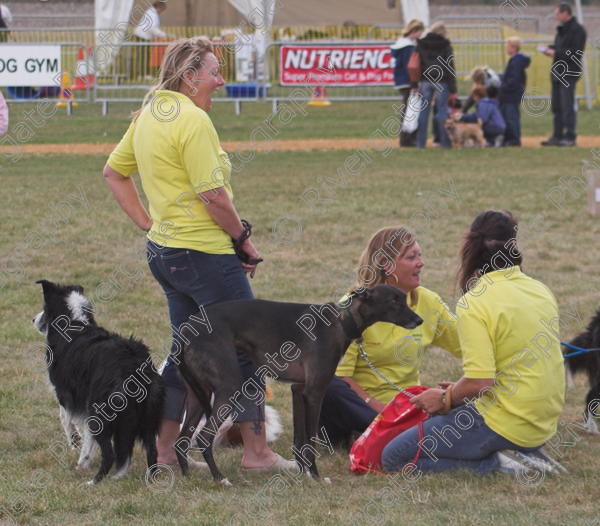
[381,210,565,476]
[319,225,462,447]
[103,37,295,472]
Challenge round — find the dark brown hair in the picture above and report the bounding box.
[558,3,572,15]
[457,210,522,293]
[471,86,487,100]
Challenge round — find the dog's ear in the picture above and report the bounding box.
[36,280,56,297]
[355,287,374,302]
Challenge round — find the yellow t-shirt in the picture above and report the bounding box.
[457,266,565,448]
[336,286,462,403]
[107,90,234,254]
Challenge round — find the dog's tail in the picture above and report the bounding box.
[143,373,165,437]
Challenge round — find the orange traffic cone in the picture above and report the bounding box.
[71,46,94,91]
[56,72,78,108]
[308,86,331,107]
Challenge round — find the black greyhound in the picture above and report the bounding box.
[174,284,423,484]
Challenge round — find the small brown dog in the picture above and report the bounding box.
[445,118,485,148]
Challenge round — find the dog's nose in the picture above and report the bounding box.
[410,317,423,329]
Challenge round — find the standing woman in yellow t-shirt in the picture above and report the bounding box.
[382,210,565,475]
[319,226,462,447]
[103,38,295,472]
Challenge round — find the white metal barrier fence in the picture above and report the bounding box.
[93,40,262,115]
[0,30,597,113]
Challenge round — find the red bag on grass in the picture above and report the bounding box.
[349,385,429,474]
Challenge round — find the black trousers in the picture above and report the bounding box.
[551,79,577,141]
[318,376,377,447]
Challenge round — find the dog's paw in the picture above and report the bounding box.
[585,419,600,434]
[220,478,233,487]
[76,457,92,471]
[84,479,96,486]
[69,433,82,450]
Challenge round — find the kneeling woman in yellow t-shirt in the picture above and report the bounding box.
[319,226,462,446]
[381,210,565,475]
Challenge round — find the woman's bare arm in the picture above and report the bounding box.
[103,165,152,231]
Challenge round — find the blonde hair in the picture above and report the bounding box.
[506,36,522,51]
[135,37,214,117]
[402,19,425,37]
[470,66,486,85]
[355,226,419,304]
[428,21,447,38]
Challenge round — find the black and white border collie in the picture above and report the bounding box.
[33,280,164,484]
[563,308,600,434]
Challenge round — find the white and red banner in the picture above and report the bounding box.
[280,45,394,86]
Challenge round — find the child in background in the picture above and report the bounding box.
[0,90,8,135]
[499,36,531,146]
[459,85,506,147]
[462,66,501,113]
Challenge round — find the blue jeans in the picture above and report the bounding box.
[147,241,264,423]
[417,81,451,148]
[381,403,539,474]
[501,102,521,146]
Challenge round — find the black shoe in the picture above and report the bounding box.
[559,139,576,147]
[541,137,562,146]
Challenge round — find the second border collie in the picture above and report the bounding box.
[33,280,165,484]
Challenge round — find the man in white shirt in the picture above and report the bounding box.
[0,3,13,43]
[132,2,168,78]
[134,1,167,41]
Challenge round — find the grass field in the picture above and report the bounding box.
[1,101,600,526]
[3,98,600,144]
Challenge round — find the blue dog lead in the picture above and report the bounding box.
[561,341,600,358]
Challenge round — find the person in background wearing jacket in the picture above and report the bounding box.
[391,19,425,147]
[459,86,506,147]
[415,22,457,149]
[540,3,586,147]
[0,90,9,135]
[462,66,501,113]
[499,37,530,147]
[0,3,12,43]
